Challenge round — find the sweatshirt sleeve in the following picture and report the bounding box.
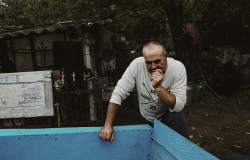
[109,59,137,106]
[169,65,187,112]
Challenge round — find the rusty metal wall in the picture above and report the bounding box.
[0,31,103,128]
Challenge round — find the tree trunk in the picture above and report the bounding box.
[164,1,184,62]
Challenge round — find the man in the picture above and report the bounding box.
[99,41,189,143]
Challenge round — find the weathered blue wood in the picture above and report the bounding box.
[0,70,53,118]
[0,120,221,160]
[151,119,219,160]
[0,125,153,160]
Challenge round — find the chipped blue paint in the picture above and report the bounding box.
[0,120,219,160]
[150,119,219,160]
[0,125,153,160]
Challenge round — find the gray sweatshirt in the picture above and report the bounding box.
[110,57,187,122]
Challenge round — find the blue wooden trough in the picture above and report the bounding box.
[0,119,219,160]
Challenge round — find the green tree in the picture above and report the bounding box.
[0,0,186,60]
[88,0,186,60]
[1,0,250,60]
[184,0,250,42]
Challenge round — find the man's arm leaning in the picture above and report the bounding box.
[98,59,137,143]
[99,102,119,143]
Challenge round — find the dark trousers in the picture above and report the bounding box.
[224,154,250,160]
[141,110,189,139]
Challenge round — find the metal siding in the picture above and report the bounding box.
[0,18,113,39]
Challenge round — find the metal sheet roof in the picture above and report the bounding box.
[0,18,112,39]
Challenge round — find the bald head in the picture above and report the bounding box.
[142,41,166,58]
[142,41,167,74]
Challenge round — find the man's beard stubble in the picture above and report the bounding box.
[148,60,166,74]
[149,67,163,74]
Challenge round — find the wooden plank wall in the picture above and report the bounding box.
[0,71,53,118]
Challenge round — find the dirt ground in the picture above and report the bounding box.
[103,89,250,160]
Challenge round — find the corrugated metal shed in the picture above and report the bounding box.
[0,18,112,39]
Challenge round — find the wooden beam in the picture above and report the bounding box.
[51,121,102,127]
[99,89,104,125]
[0,40,11,73]
[29,36,37,71]
[60,89,95,95]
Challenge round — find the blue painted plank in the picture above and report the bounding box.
[0,120,221,160]
[0,125,153,160]
[151,119,219,160]
[0,125,152,136]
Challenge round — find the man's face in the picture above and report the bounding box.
[143,45,167,74]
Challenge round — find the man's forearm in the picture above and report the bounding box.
[155,85,176,110]
[105,102,119,126]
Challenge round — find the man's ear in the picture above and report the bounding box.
[165,52,168,59]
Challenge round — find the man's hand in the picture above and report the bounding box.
[150,69,165,89]
[99,125,115,143]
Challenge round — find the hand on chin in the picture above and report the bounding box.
[150,69,165,89]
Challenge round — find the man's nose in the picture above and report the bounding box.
[151,62,157,69]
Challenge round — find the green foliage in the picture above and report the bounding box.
[0,0,88,25]
[1,0,249,49]
[0,0,182,39]
[1,0,250,33]
[184,0,250,35]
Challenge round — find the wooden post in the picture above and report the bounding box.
[0,40,12,73]
[99,89,104,125]
[54,103,61,127]
[10,39,16,67]
[29,36,37,71]
[82,31,97,121]
[64,32,67,42]
[47,117,52,128]
[57,105,61,127]
[83,43,87,67]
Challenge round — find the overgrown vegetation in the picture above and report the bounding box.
[1,0,250,59]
